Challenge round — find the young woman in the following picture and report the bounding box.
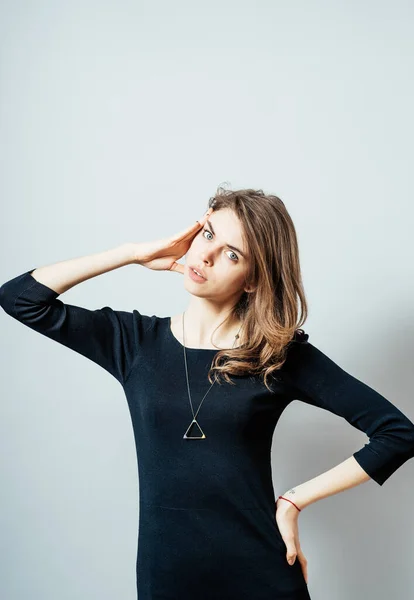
[1,187,414,600]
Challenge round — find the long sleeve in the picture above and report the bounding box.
[0,268,142,386]
[282,330,414,486]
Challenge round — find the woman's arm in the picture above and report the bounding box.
[282,334,414,487]
[0,244,147,386]
[279,455,371,510]
[29,242,138,294]
[275,455,370,580]
[275,335,414,576]
[0,210,213,386]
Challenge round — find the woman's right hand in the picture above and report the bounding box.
[132,207,214,274]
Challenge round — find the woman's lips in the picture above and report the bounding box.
[188,267,208,283]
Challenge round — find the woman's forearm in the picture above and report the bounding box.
[279,456,372,510]
[30,242,138,295]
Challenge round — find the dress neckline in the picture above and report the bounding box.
[167,316,236,352]
[166,317,308,351]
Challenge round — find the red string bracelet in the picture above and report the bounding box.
[278,495,301,512]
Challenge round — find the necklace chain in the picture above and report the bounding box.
[182,311,241,439]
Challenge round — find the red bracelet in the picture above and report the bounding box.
[278,495,301,512]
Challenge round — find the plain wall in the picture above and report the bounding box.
[1,1,413,599]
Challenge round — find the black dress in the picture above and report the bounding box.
[1,269,414,600]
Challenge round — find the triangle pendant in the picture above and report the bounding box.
[183,419,206,439]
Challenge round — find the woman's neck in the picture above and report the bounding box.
[170,312,242,350]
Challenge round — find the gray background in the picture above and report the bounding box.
[1,1,413,599]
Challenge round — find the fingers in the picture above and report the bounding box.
[297,551,308,585]
[285,544,308,585]
[196,206,214,225]
[187,207,214,235]
[171,207,214,244]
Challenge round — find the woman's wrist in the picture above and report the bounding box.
[278,487,305,511]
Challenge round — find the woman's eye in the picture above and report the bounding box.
[202,228,239,261]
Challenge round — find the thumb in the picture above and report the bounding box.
[286,543,297,566]
[169,261,185,275]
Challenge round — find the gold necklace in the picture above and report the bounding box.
[182,311,241,439]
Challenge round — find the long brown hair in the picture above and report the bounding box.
[204,184,308,392]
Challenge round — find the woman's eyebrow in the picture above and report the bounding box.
[206,219,246,258]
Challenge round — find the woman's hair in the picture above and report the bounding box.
[204,184,308,392]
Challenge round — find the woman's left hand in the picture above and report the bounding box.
[275,497,308,584]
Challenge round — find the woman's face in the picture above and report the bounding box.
[184,208,250,301]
